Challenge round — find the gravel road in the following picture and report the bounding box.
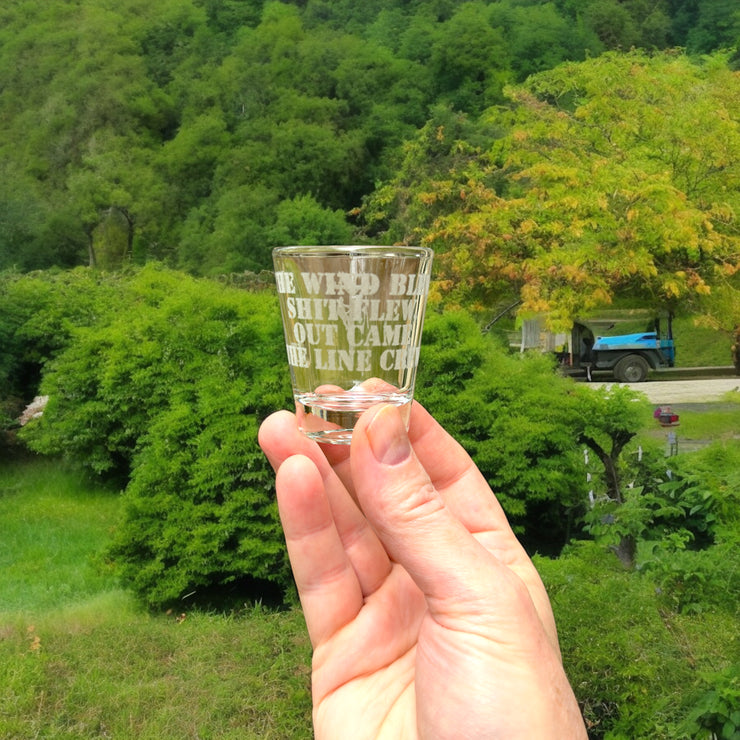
[593,377,740,404]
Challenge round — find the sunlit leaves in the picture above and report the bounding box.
[423,51,740,325]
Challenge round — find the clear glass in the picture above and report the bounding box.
[272,245,434,443]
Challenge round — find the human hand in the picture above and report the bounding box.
[259,402,586,739]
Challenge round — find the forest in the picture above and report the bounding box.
[1,2,738,311]
[1,1,740,738]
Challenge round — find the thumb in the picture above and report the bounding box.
[351,404,516,617]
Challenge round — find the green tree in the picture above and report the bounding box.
[428,2,512,113]
[380,51,740,329]
[0,268,123,423]
[360,104,509,244]
[0,178,48,271]
[177,185,283,274]
[0,1,177,269]
[575,385,653,566]
[668,0,740,52]
[488,0,602,80]
[267,194,354,246]
[582,0,641,49]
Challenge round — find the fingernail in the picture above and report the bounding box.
[366,405,412,466]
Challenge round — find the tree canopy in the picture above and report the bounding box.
[1,0,738,289]
[367,50,740,329]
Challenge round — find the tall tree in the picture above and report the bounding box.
[428,1,512,113]
[376,51,740,329]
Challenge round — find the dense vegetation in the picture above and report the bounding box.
[1,2,738,278]
[2,268,739,738]
[2,378,738,738]
[1,1,739,737]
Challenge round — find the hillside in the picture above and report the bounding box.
[1,0,738,276]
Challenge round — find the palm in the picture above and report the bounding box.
[313,564,423,738]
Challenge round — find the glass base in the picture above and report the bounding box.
[296,391,411,444]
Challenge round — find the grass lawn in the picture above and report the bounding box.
[670,316,735,368]
[639,392,740,453]
[0,458,312,739]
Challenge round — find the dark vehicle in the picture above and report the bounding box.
[565,317,675,383]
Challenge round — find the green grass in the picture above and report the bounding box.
[0,460,121,614]
[640,393,740,452]
[0,459,312,739]
[676,404,740,442]
[670,316,734,367]
[0,600,312,739]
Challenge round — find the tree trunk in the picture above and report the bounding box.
[579,431,637,568]
[611,535,636,569]
[579,433,624,503]
[88,230,97,267]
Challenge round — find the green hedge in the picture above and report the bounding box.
[8,268,658,604]
[17,265,293,606]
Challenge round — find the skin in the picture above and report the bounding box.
[259,401,587,740]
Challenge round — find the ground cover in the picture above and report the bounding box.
[0,459,312,739]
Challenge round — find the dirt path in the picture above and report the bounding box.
[593,377,740,404]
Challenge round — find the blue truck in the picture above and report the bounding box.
[568,318,676,382]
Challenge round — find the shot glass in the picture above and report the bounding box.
[272,245,434,444]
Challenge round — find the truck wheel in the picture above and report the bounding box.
[614,354,649,383]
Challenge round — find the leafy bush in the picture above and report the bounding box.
[418,310,599,551]
[547,438,740,735]
[0,268,119,404]
[21,265,294,607]
[583,471,720,564]
[681,666,740,740]
[680,441,740,527]
[635,447,740,614]
[16,277,608,602]
[585,439,739,585]
[537,541,693,737]
[641,527,740,615]
[536,540,739,738]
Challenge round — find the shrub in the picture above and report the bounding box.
[585,439,740,587]
[417,310,651,552]
[0,268,120,409]
[536,541,739,738]
[536,541,692,737]
[680,666,740,740]
[640,527,740,615]
[21,265,294,606]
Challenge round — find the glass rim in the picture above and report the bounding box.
[272,245,433,259]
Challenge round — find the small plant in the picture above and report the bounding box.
[640,526,740,614]
[681,667,740,740]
